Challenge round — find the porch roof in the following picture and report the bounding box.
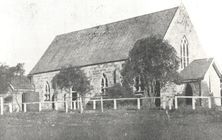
[179,58,214,83]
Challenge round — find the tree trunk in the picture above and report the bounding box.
[154,81,161,107]
[143,81,156,108]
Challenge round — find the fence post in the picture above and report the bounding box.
[93,100,96,110]
[169,97,172,110]
[80,97,83,113]
[114,99,117,110]
[73,101,76,110]
[0,97,3,115]
[77,98,79,109]
[55,102,58,111]
[65,101,68,113]
[70,100,73,110]
[169,104,172,110]
[39,102,42,112]
[24,103,27,112]
[100,96,103,112]
[208,97,212,109]
[9,103,12,113]
[163,97,166,110]
[192,97,195,110]
[137,98,141,110]
[175,96,178,109]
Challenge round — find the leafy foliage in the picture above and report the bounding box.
[52,66,90,96]
[10,63,25,76]
[0,63,25,94]
[105,83,134,98]
[121,36,179,96]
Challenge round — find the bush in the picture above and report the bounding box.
[100,84,134,108]
[105,83,134,98]
[85,84,137,109]
[85,99,137,110]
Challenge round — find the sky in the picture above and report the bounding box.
[0,0,222,74]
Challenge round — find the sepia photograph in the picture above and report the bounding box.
[0,0,222,139]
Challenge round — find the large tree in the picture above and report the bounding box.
[121,36,179,99]
[52,66,90,96]
[0,63,25,94]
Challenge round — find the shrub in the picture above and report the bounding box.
[85,84,137,110]
[99,84,135,108]
[105,83,134,98]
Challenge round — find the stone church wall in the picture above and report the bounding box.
[160,6,210,108]
[31,6,215,110]
[32,71,59,109]
[160,82,200,107]
[164,6,206,72]
[31,61,124,109]
[81,61,124,96]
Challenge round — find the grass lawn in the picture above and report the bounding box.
[1,108,222,140]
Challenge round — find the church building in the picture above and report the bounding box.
[29,5,221,109]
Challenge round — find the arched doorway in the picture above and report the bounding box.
[185,84,193,105]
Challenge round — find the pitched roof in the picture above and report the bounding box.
[30,7,178,75]
[10,76,34,90]
[179,58,214,82]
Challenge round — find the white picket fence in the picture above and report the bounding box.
[0,96,221,115]
[22,101,70,113]
[86,97,145,112]
[174,96,212,110]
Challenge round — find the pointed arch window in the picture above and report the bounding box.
[180,36,189,69]
[45,82,51,101]
[113,70,117,84]
[101,73,108,94]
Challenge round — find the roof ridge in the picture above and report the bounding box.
[29,6,179,75]
[57,6,179,38]
[192,57,214,61]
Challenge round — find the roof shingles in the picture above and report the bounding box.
[179,58,214,82]
[30,7,178,75]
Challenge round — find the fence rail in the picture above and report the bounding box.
[175,96,212,110]
[22,100,70,113]
[1,96,222,115]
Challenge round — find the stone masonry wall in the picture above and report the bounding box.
[31,61,124,109]
[82,61,124,96]
[31,6,211,109]
[32,71,59,109]
[160,6,206,107]
[164,6,206,72]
